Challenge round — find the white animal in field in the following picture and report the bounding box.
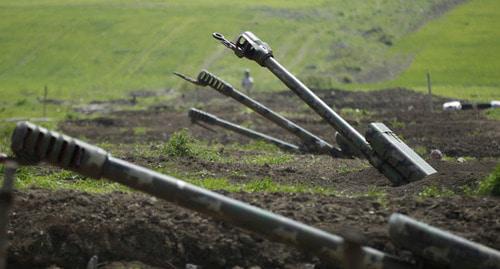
[241,69,254,94]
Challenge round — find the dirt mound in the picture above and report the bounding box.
[8,188,499,268]
[17,87,494,268]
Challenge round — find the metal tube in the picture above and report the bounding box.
[0,161,17,269]
[189,108,300,152]
[263,58,371,154]
[211,31,437,186]
[174,71,340,155]
[194,70,337,155]
[11,121,415,269]
[389,213,500,269]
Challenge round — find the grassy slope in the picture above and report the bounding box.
[375,0,500,100]
[0,0,479,119]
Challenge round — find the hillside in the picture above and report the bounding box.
[381,0,500,100]
[0,0,497,119]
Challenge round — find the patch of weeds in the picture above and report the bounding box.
[230,170,246,178]
[239,120,255,129]
[133,127,148,136]
[485,109,500,120]
[462,185,477,196]
[387,118,406,129]
[418,185,455,198]
[240,107,254,115]
[243,178,277,192]
[187,177,337,195]
[162,129,195,157]
[96,141,116,151]
[161,129,222,162]
[352,186,389,207]
[189,169,216,178]
[339,108,373,122]
[189,177,241,192]
[13,167,129,193]
[365,186,387,199]
[476,163,500,196]
[414,145,428,156]
[243,153,294,166]
[193,144,224,162]
[336,163,369,174]
[441,155,476,162]
[241,178,337,194]
[237,140,281,152]
[0,122,16,155]
[441,155,455,162]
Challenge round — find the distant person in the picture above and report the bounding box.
[241,69,254,95]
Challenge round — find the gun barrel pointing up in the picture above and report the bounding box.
[188,108,300,152]
[175,70,341,156]
[10,121,415,269]
[213,31,437,185]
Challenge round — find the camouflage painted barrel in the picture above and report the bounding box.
[195,69,336,155]
[10,121,415,269]
[212,31,437,186]
[389,213,500,269]
[188,108,300,152]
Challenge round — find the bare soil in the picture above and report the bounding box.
[62,88,500,157]
[7,88,500,268]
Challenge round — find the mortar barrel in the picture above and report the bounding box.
[263,58,371,155]
[213,31,437,185]
[389,213,500,269]
[188,108,300,152]
[196,70,335,155]
[11,121,415,269]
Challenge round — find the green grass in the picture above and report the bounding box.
[374,0,500,100]
[190,177,337,195]
[2,0,492,121]
[485,109,500,120]
[6,165,337,195]
[418,185,455,198]
[477,163,500,196]
[11,167,130,193]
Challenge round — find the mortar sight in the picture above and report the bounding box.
[213,31,437,185]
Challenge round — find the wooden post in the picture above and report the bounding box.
[426,71,433,112]
[43,85,48,118]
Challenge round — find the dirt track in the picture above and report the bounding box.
[7,88,500,268]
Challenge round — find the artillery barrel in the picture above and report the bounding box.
[189,108,299,152]
[212,31,437,185]
[11,121,414,269]
[195,70,336,155]
[389,213,500,269]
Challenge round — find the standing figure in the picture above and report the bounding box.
[241,69,254,94]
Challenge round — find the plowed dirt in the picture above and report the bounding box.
[7,88,500,268]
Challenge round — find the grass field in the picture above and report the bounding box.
[376,0,500,100]
[2,0,498,120]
